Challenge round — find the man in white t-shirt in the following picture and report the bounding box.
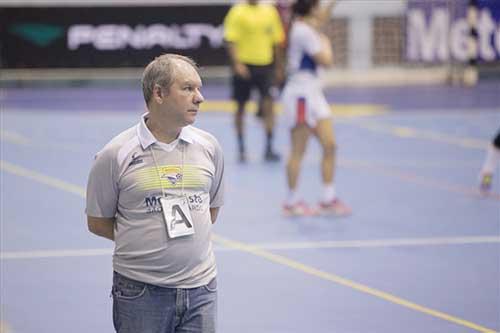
[86,53,224,333]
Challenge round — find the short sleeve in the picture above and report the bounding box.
[209,138,225,208]
[223,6,240,43]
[270,7,285,44]
[85,148,119,218]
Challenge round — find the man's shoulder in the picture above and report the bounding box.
[226,3,244,16]
[229,3,276,15]
[185,126,221,152]
[95,125,139,159]
[259,3,280,16]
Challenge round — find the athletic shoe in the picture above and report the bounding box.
[479,173,493,193]
[318,199,352,217]
[264,149,281,162]
[283,201,318,217]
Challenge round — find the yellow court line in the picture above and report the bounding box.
[340,159,500,202]
[0,321,12,333]
[353,120,488,150]
[212,234,498,333]
[1,130,31,146]
[0,160,86,197]
[200,100,388,117]
[1,160,498,333]
[0,130,85,152]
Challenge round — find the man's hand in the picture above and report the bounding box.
[87,216,115,241]
[274,66,286,87]
[234,62,250,79]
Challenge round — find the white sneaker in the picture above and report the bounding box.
[283,201,318,217]
[318,199,352,217]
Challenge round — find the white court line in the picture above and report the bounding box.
[1,248,112,260]
[239,235,500,251]
[2,236,499,260]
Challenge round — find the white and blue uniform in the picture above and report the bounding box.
[281,20,331,128]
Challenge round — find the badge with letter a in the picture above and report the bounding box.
[159,196,195,238]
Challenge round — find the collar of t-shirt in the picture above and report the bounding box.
[155,139,179,152]
[137,112,194,150]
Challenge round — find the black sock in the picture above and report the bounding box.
[238,133,245,154]
[266,132,273,152]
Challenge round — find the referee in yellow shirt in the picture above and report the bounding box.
[224,0,285,163]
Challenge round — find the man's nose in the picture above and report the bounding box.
[194,89,204,104]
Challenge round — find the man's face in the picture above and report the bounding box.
[161,61,204,127]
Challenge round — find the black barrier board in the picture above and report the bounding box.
[0,5,231,68]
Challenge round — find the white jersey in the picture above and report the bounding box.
[282,20,331,128]
[286,20,323,86]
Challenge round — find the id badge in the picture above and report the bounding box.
[159,196,195,238]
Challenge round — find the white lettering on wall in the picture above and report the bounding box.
[407,7,500,62]
[67,23,224,50]
[407,8,450,61]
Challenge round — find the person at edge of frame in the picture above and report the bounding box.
[479,129,500,193]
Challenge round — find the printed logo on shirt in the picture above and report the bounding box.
[136,165,207,191]
[128,152,144,167]
[145,195,163,213]
[144,193,205,213]
[188,194,204,211]
[161,171,183,185]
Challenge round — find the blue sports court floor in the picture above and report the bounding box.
[1,80,499,333]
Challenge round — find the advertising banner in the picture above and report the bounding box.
[406,0,500,62]
[0,5,230,68]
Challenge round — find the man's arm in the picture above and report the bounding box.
[226,41,250,79]
[87,216,115,241]
[210,207,220,224]
[273,43,286,86]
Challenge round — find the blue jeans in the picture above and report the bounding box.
[112,271,217,333]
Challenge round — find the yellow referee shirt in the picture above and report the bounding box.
[223,2,285,66]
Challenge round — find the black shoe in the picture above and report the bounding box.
[264,150,280,162]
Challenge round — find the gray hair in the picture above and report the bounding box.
[141,53,198,105]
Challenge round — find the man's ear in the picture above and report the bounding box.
[153,84,164,104]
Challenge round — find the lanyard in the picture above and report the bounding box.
[150,141,185,197]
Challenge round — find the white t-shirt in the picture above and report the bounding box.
[86,113,224,288]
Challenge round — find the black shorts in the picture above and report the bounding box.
[232,64,273,104]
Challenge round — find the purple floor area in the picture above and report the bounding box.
[2,80,500,111]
